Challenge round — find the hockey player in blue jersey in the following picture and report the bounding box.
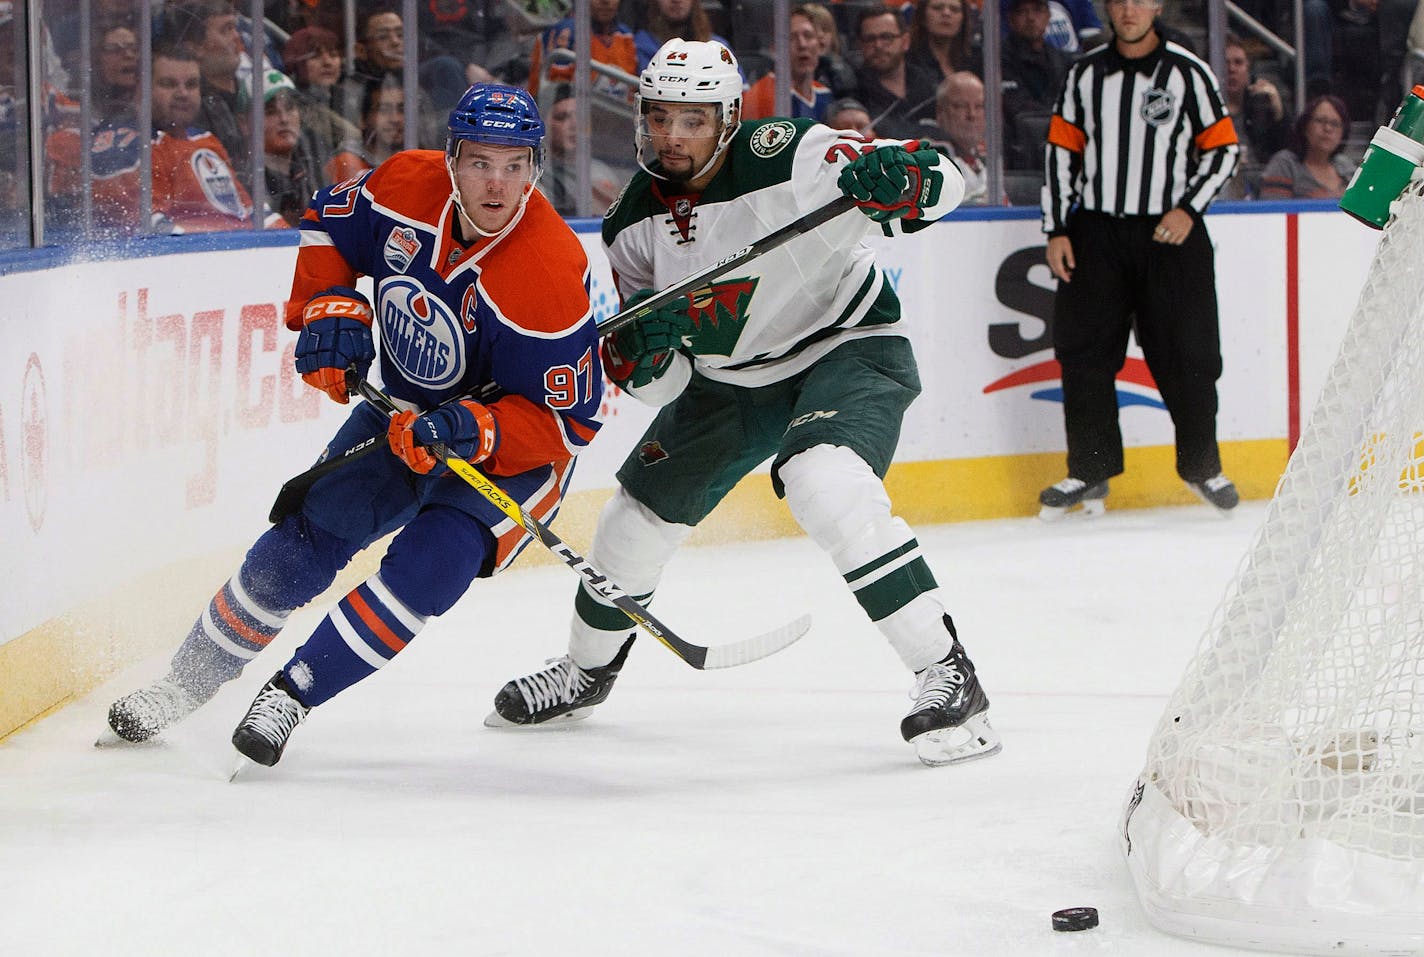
[487,39,1000,767]
[106,84,603,767]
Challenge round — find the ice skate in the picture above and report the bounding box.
[101,676,203,745]
[1186,473,1239,514]
[230,672,308,767]
[901,617,1001,767]
[485,636,634,727]
[1037,477,1108,521]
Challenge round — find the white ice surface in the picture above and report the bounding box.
[1,503,1276,957]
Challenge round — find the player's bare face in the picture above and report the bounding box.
[152,57,202,130]
[453,143,534,236]
[645,103,720,185]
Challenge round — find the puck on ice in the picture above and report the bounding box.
[1051,907,1099,932]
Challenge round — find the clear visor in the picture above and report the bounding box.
[637,103,723,142]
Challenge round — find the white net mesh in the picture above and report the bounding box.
[1142,180,1424,868]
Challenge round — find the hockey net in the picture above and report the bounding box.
[1122,179,1424,957]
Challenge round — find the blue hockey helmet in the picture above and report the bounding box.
[447,83,545,152]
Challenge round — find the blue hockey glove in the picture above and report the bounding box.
[604,288,693,389]
[387,399,498,474]
[295,286,375,404]
[837,146,943,223]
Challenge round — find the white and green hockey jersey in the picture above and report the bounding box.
[601,117,964,401]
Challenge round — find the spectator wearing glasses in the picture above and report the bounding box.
[340,6,446,148]
[854,5,939,139]
[1258,95,1355,199]
[326,77,408,183]
[92,24,140,124]
[924,71,990,204]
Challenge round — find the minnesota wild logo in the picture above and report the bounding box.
[685,276,760,355]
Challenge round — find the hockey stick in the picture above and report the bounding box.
[265,197,860,515]
[268,435,383,523]
[352,377,811,669]
[595,195,858,338]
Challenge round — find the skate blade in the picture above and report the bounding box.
[94,728,164,748]
[1038,499,1105,523]
[228,752,253,782]
[482,707,594,729]
[912,714,1003,767]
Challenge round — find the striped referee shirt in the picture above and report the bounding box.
[1042,38,1239,234]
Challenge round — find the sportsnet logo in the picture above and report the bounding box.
[982,247,1166,411]
[982,356,1165,410]
[378,276,465,389]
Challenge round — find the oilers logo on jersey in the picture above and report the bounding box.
[379,276,465,389]
[191,147,244,217]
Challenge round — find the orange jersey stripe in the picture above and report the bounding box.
[347,589,407,653]
[1048,115,1086,154]
[214,589,278,647]
[1195,116,1239,152]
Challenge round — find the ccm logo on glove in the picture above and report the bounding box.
[294,286,375,404]
[387,400,498,474]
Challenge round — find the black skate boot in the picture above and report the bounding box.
[1186,473,1239,513]
[485,635,635,727]
[231,672,309,767]
[1038,477,1108,521]
[104,676,203,744]
[901,616,1002,767]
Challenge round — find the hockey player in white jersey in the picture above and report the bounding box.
[488,38,1000,766]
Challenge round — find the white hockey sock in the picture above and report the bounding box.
[568,488,692,669]
[781,445,952,671]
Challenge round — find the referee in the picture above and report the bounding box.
[1038,0,1241,519]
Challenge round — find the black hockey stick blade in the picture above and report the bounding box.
[595,195,857,338]
[268,435,382,524]
[351,377,812,669]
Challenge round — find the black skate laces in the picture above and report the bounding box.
[515,657,594,712]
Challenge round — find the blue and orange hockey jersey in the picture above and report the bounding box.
[289,151,603,566]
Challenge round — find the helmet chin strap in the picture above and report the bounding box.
[445,143,541,241]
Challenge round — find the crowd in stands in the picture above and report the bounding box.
[5,0,1424,247]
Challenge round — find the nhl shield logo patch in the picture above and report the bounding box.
[638,440,669,466]
[749,121,797,158]
[674,197,693,218]
[1139,87,1177,127]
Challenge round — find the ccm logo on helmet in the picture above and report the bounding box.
[657,74,689,84]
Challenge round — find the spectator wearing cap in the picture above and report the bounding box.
[999,0,1102,54]
[742,5,834,121]
[854,4,939,139]
[825,97,876,137]
[261,69,324,224]
[1001,0,1073,169]
[283,26,360,167]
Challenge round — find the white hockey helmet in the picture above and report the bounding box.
[636,38,743,182]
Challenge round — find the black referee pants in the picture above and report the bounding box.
[1052,211,1224,485]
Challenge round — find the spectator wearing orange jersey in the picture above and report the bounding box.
[742,6,833,121]
[529,0,637,99]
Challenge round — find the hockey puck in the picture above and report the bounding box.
[1051,907,1099,932]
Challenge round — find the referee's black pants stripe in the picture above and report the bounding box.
[1052,212,1224,485]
